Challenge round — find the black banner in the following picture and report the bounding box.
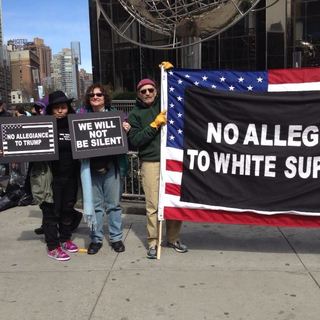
[0,116,58,163]
[68,112,128,159]
[180,86,320,213]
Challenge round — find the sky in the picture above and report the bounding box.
[2,0,92,72]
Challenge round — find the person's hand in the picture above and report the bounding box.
[150,111,166,129]
[159,61,174,70]
[122,121,131,132]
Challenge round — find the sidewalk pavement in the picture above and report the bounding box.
[1,204,320,320]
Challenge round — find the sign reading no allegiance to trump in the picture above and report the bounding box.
[0,116,58,163]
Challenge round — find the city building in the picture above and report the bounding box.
[0,0,11,103]
[51,48,74,97]
[71,41,81,99]
[24,38,52,85]
[89,0,320,92]
[79,68,93,101]
[10,89,23,104]
[9,45,40,103]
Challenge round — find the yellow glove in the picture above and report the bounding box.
[159,61,174,70]
[150,111,167,129]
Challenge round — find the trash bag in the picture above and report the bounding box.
[0,195,16,212]
[8,166,26,188]
[0,183,25,212]
[0,164,29,212]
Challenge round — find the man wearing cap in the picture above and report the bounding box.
[128,78,188,259]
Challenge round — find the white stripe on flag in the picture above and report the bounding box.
[166,147,183,161]
[268,82,320,92]
[166,171,182,184]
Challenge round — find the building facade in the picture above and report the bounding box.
[71,41,81,99]
[0,0,11,103]
[89,0,320,92]
[24,38,52,85]
[9,48,40,103]
[79,68,93,101]
[51,48,74,97]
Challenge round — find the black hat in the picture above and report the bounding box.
[47,91,73,108]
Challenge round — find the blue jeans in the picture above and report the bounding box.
[90,163,123,243]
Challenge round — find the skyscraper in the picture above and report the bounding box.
[71,41,81,99]
[51,48,73,97]
[0,0,11,103]
[79,68,93,100]
[24,38,52,85]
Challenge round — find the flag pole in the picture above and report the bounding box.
[156,64,168,260]
[157,220,163,259]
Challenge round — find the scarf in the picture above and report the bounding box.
[80,159,97,231]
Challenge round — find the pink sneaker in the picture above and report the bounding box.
[61,240,78,253]
[48,246,70,261]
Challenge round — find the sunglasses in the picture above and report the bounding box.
[140,88,155,94]
[88,93,103,98]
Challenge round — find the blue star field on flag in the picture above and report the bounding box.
[166,69,268,149]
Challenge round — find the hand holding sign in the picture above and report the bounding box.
[122,121,131,132]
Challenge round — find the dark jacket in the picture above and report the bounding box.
[127,97,160,162]
[30,117,79,207]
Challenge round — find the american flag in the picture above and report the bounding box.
[159,67,320,227]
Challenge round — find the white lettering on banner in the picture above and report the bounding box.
[94,121,116,129]
[16,132,49,139]
[78,122,92,130]
[6,134,15,140]
[89,129,109,138]
[23,140,41,146]
[206,122,239,144]
[207,122,319,147]
[77,140,89,148]
[187,150,277,177]
[213,152,276,177]
[187,149,199,169]
[187,149,210,172]
[91,136,122,147]
[243,124,259,145]
[284,156,320,179]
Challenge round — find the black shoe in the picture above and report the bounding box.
[34,226,44,235]
[111,240,125,253]
[87,242,102,255]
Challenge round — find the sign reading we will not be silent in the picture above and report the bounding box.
[68,111,128,159]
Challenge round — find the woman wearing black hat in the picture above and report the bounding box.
[31,91,80,261]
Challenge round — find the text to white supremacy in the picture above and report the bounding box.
[185,123,320,179]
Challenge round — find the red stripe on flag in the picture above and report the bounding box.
[269,67,320,84]
[164,207,320,228]
[165,183,181,196]
[166,159,183,172]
